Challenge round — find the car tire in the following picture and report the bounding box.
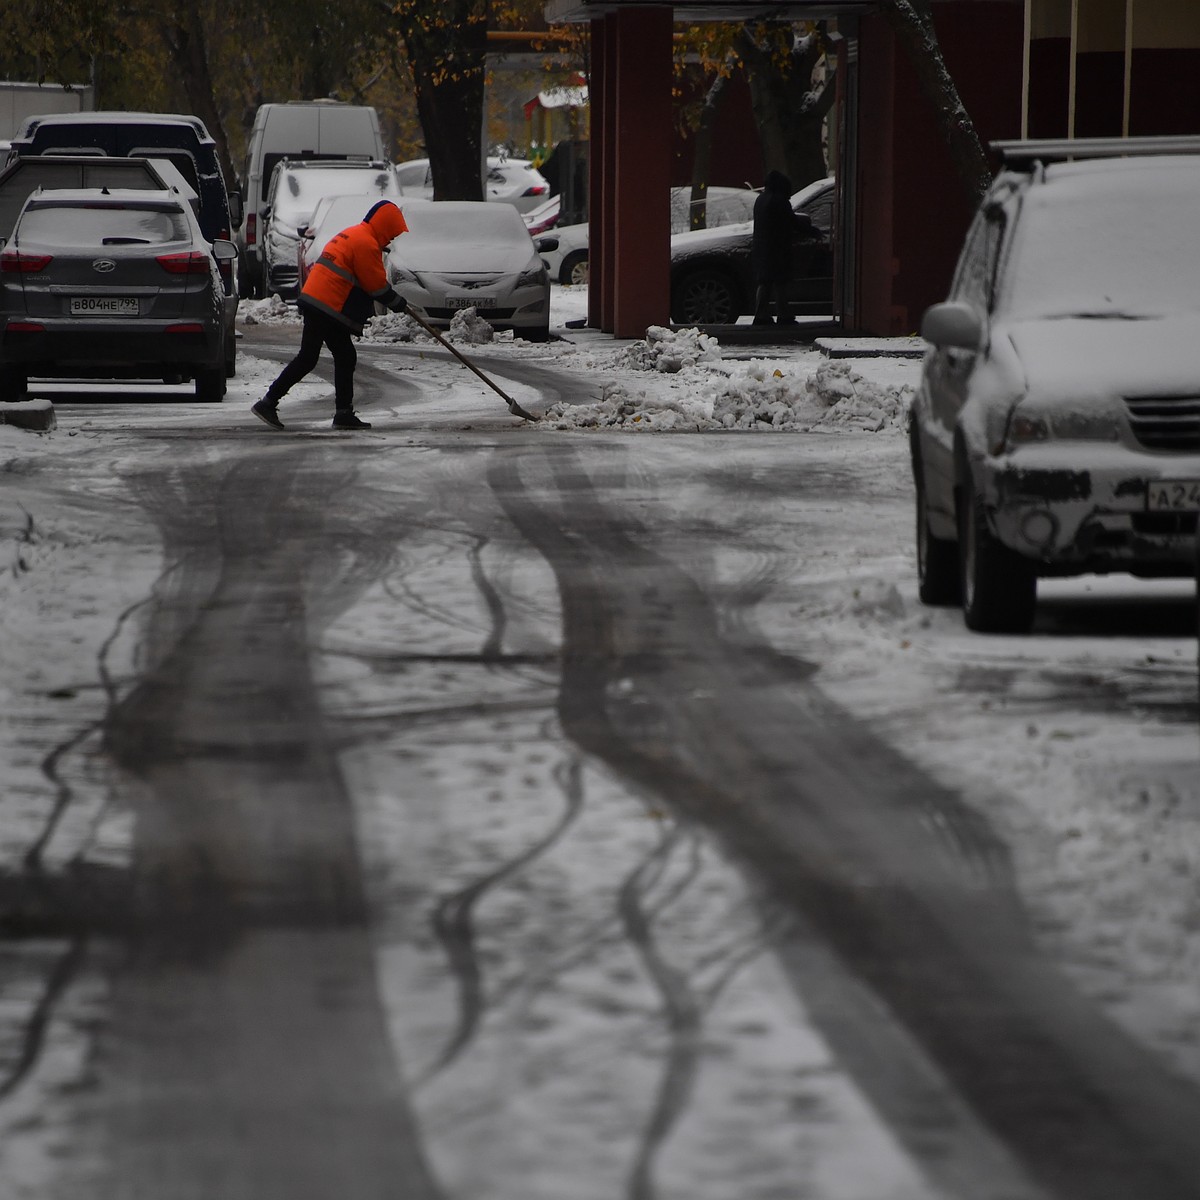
[521,324,550,343]
[225,338,237,379]
[671,269,740,325]
[915,459,960,606]
[561,251,589,287]
[194,365,226,403]
[958,486,1037,633]
[0,365,29,402]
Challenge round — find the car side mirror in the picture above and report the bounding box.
[921,301,982,351]
[228,189,243,230]
[212,239,238,261]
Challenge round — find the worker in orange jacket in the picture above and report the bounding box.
[253,199,410,431]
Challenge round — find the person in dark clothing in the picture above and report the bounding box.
[252,200,410,432]
[751,170,805,326]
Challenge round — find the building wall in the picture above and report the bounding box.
[855,2,1024,336]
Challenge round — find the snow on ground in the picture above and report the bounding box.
[0,283,1198,1197]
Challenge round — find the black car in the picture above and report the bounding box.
[0,187,236,402]
[668,176,835,324]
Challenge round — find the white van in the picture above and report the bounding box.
[238,100,385,297]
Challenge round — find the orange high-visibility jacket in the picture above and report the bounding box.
[300,200,409,333]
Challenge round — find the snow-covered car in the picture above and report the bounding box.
[297,193,431,292]
[911,139,1200,634]
[394,156,551,215]
[534,220,589,285]
[0,187,236,402]
[385,200,550,341]
[669,177,834,325]
[523,195,560,236]
[262,158,402,299]
[535,182,831,311]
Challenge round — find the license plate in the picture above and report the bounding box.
[70,297,139,316]
[446,296,495,309]
[1145,480,1200,511]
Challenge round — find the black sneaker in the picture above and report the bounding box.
[252,398,284,430]
[332,410,372,430]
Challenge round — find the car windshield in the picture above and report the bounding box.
[402,203,527,246]
[999,162,1200,320]
[18,203,187,246]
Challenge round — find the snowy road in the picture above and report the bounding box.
[1,312,1198,1199]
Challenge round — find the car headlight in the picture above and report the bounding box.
[389,265,421,286]
[516,263,548,289]
[1005,406,1120,449]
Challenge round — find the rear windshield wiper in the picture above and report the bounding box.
[101,236,153,245]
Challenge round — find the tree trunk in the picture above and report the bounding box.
[394,1,487,201]
[883,0,992,204]
[739,25,835,191]
[688,68,731,230]
[155,7,240,200]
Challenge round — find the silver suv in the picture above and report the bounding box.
[910,138,1200,633]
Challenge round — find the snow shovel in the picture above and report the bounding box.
[407,310,538,422]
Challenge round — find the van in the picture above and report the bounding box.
[6,115,244,375]
[239,101,385,297]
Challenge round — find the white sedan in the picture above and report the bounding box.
[385,201,551,341]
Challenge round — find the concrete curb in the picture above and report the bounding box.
[0,399,56,432]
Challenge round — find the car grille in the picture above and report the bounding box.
[425,307,516,320]
[1124,394,1200,450]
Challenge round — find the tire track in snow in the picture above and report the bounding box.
[489,441,1200,1200]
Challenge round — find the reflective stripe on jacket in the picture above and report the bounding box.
[300,200,409,332]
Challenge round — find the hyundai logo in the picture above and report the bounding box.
[92,259,117,274]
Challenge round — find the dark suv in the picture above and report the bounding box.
[7,112,243,374]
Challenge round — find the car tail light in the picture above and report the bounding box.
[1,251,53,273]
[521,185,548,198]
[156,251,211,275]
[165,322,205,334]
[5,320,45,332]
[246,213,257,246]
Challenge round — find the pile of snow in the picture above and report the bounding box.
[239,295,300,326]
[364,307,495,346]
[541,338,915,433]
[615,325,721,374]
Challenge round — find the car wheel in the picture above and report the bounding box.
[194,366,226,403]
[912,442,960,605]
[958,485,1037,633]
[671,269,740,325]
[561,251,589,287]
[0,365,29,402]
[520,324,550,343]
[225,338,237,379]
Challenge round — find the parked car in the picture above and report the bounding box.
[535,220,589,285]
[395,156,551,214]
[911,138,1200,633]
[523,194,560,236]
[0,187,236,402]
[534,181,832,314]
[669,176,834,324]
[383,200,550,341]
[297,194,431,292]
[6,111,243,373]
[0,153,238,379]
[261,158,403,299]
[238,100,385,298]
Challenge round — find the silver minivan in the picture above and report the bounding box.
[238,101,385,297]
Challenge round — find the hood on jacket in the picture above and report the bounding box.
[764,170,792,196]
[363,200,409,247]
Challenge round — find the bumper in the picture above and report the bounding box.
[405,289,549,334]
[3,320,223,377]
[978,441,1200,575]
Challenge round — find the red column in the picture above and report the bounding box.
[610,7,672,338]
[588,15,615,331]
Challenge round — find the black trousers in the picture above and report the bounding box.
[265,305,357,410]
